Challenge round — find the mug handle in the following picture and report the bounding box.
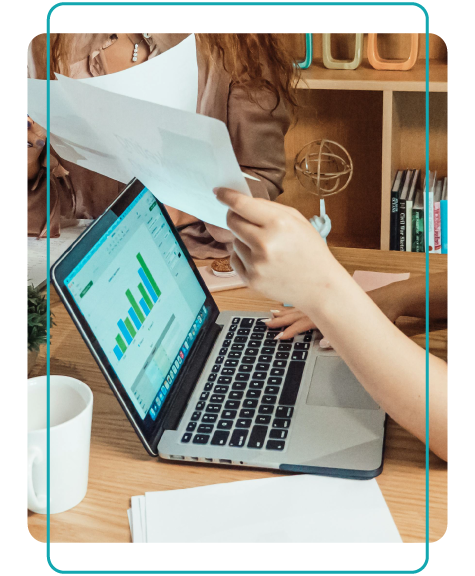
[28,445,46,512]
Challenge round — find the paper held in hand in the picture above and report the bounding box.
[27,35,251,229]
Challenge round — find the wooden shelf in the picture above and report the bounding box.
[297,59,447,93]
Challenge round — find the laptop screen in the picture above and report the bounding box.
[64,187,207,423]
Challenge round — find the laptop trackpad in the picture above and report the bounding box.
[306,356,379,410]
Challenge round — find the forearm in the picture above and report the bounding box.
[301,265,447,460]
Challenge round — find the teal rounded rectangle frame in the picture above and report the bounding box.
[44,2,432,573]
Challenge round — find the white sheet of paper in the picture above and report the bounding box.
[130,496,145,543]
[27,220,91,288]
[353,270,411,292]
[141,475,401,543]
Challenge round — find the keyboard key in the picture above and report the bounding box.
[253,325,266,332]
[196,401,206,411]
[210,394,225,403]
[226,331,234,339]
[221,368,235,376]
[217,419,233,430]
[256,363,270,372]
[246,389,261,399]
[238,364,253,373]
[219,348,228,355]
[211,430,230,446]
[204,382,213,391]
[193,434,210,444]
[249,380,265,390]
[202,413,218,423]
[262,395,277,405]
[240,408,255,418]
[237,328,250,336]
[236,373,251,382]
[279,361,305,406]
[248,425,268,449]
[243,399,258,408]
[258,355,273,363]
[208,374,217,382]
[232,381,247,391]
[262,347,276,355]
[294,342,310,350]
[278,343,292,351]
[222,410,237,419]
[198,424,214,434]
[232,343,245,351]
[258,404,274,415]
[242,356,256,364]
[229,391,244,400]
[270,368,285,377]
[215,356,224,364]
[265,386,280,395]
[276,406,294,418]
[273,360,287,369]
[236,418,252,428]
[263,339,277,347]
[266,439,285,451]
[229,429,249,447]
[191,411,201,421]
[276,352,289,360]
[228,351,242,358]
[240,318,255,328]
[256,318,268,326]
[218,376,232,384]
[200,392,209,401]
[273,418,291,429]
[223,340,232,347]
[181,433,192,443]
[250,332,264,340]
[229,324,238,332]
[225,400,241,409]
[291,351,308,361]
[268,377,283,386]
[248,340,261,348]
[234,336,248,343]
[225,359,239,367]
[186,422,197,432]
[304,334,312,342]
[206,404,221,413]
[232,317,240,325]
[270,429,288,439]
[214,385,229,394]
[256,415,271,425]
[245,348,259,356]
[253,372,267,380]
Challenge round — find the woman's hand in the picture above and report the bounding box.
[264,308,317,339]
[214,187,340,311]
[28,115,46,180]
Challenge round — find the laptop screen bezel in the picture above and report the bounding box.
[51,178,220,455]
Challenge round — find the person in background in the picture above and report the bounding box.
[28,33,298,258]
[214,187,448,462]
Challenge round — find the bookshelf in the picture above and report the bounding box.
[278,34,448,250]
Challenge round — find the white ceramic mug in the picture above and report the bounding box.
[28,375,93,514]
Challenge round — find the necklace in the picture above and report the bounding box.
[126,34,145,62]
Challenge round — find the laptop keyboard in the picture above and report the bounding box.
[180,317,314,453]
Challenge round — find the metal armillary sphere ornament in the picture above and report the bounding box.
[294,139,353,243]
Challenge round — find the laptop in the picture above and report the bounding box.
[52,178,386,479]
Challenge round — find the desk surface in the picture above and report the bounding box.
[28,248,447,544]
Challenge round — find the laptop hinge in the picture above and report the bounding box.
[150,321,222,451]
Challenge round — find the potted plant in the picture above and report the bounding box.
[28,284,55,374]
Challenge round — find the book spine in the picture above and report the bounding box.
[412,209,425,252]
[440,199,448,254]
[390,190,399,250]
[405,201,413,252]
[398,199,406,251]
[433,202,442,253]
[423,191,434,253]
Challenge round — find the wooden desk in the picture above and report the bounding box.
[28,248,447,543]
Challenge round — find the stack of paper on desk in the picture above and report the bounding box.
[127,474,401,543]
[27,35,251,230]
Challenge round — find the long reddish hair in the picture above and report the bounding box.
[32,33,300,112]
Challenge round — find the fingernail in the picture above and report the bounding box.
[28,120,32,129]
[274,332,284,341]
[319,338,332,349]
[27,142,33,148]
[36,139,45,147]
[262,319,272,324]
[270,309,280,314]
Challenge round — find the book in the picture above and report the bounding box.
[390,171,404,250]
[405,170,419,252]
[411,190,425,253]
[440,177,448,254]
[423,171,437,253]
[398,170,413,251]
[433,179,443,254]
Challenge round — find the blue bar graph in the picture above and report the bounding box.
[129,307,141,330]
[139,297,150,316]
[138,268,158,303]
[113,345,123,361]
[118,319,133,345]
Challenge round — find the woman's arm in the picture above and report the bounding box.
[215,187,447,461]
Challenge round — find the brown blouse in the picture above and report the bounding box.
[27,34,291,258]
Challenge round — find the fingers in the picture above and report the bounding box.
[28,115,46,150]
[274,318,317,340]
[264,310,309,329]
[230,250,247,282]
[214,187,276,227]
[232,238,253,270]
[227,211,262,249]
